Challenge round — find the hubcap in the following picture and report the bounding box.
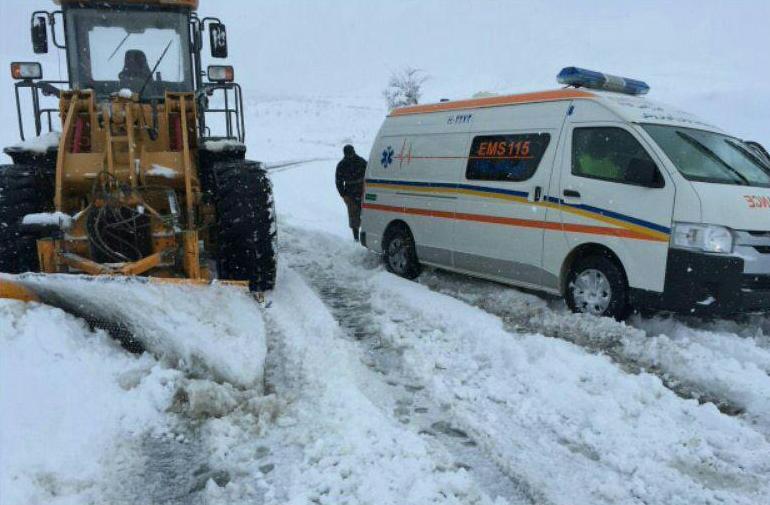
[388,238,409,274]
[572,269,612,316]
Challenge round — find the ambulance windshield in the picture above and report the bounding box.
[643,125,770,188]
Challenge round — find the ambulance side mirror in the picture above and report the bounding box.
[627,158,664,188]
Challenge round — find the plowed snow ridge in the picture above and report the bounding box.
[13,275,267,389]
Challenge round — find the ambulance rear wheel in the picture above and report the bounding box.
[383,224,421,280]
[566,255,630,320]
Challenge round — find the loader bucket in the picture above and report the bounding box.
[0,277,40,303]
[0,274,250,352]
[1,274,145,350]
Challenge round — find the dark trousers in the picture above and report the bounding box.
[343,195,362,230]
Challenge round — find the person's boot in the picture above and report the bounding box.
[352,228,360,242]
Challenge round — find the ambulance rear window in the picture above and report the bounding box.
[466,133,551,182]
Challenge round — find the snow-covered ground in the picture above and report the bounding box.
[3,93,770,505]
[0,301,179,505]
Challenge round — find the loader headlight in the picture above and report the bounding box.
[207,65,234,83]
[11,62,42,80]
[671,223,734,254]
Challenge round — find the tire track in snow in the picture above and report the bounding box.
[417,269,770,435]
[261,266,523,505]
[275,245,541,504]
[279,225,770,505]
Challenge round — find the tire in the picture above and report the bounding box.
[213,160,277,292]
[566,254,630,320]
[382,224,421,280]
[0,164,47,274]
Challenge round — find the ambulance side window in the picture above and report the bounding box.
[572,127,663,187]
[466,133,551,182]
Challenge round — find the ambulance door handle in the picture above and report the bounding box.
[533,186,542,202]
[563,189,581,199]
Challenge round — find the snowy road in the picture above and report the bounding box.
[275,223,770,505]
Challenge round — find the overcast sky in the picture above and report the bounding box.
[1,0,769,146]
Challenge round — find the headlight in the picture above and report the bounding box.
[207,65,234,83]
[10,62,42,80]
[671,223,734,254]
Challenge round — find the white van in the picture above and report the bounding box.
[361,67,770,319]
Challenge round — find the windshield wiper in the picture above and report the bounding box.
[108,33,132,62]
[676,131,750,185]
[138,39,174,99]
[725,138,770,173]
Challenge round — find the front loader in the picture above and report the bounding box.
[0,0,276,306]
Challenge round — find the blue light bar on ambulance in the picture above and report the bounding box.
[557,67,650,96]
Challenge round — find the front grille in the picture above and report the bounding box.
[754,246,770,255]
[743,275,770,291]
[747,231,770,238]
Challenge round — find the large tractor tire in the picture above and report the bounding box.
[213,160,277,292]
[0,165,47,274]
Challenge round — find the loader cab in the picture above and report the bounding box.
[14,0,243,142]
[62,5,195,100]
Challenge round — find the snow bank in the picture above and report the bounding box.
[630,316,770,431]
[420,269,770,436]
[369,273,770,505]
[15,275,267,389]
[0,301,179,505]
[147,164,178,179]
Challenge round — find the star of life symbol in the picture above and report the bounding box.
[381,146,395,168]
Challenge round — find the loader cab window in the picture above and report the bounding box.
[64,7,193,99]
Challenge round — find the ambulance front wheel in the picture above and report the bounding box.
[383,224,422,280]
[566,255,630,321]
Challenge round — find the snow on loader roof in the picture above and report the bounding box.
[54,0,199,8]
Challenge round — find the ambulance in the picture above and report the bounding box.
[361,67,770,319]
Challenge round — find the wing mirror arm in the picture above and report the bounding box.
[38,82,61,97]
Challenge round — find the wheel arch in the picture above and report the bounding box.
[559,242,628,296]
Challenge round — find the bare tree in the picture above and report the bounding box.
[383,67,428,110]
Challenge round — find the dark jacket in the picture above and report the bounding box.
[336,154,367,198]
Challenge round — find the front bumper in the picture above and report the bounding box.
[630,249,770,316]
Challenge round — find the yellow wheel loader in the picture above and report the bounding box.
[1,0,276,306]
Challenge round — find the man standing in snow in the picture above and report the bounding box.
[336,145,368,242]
